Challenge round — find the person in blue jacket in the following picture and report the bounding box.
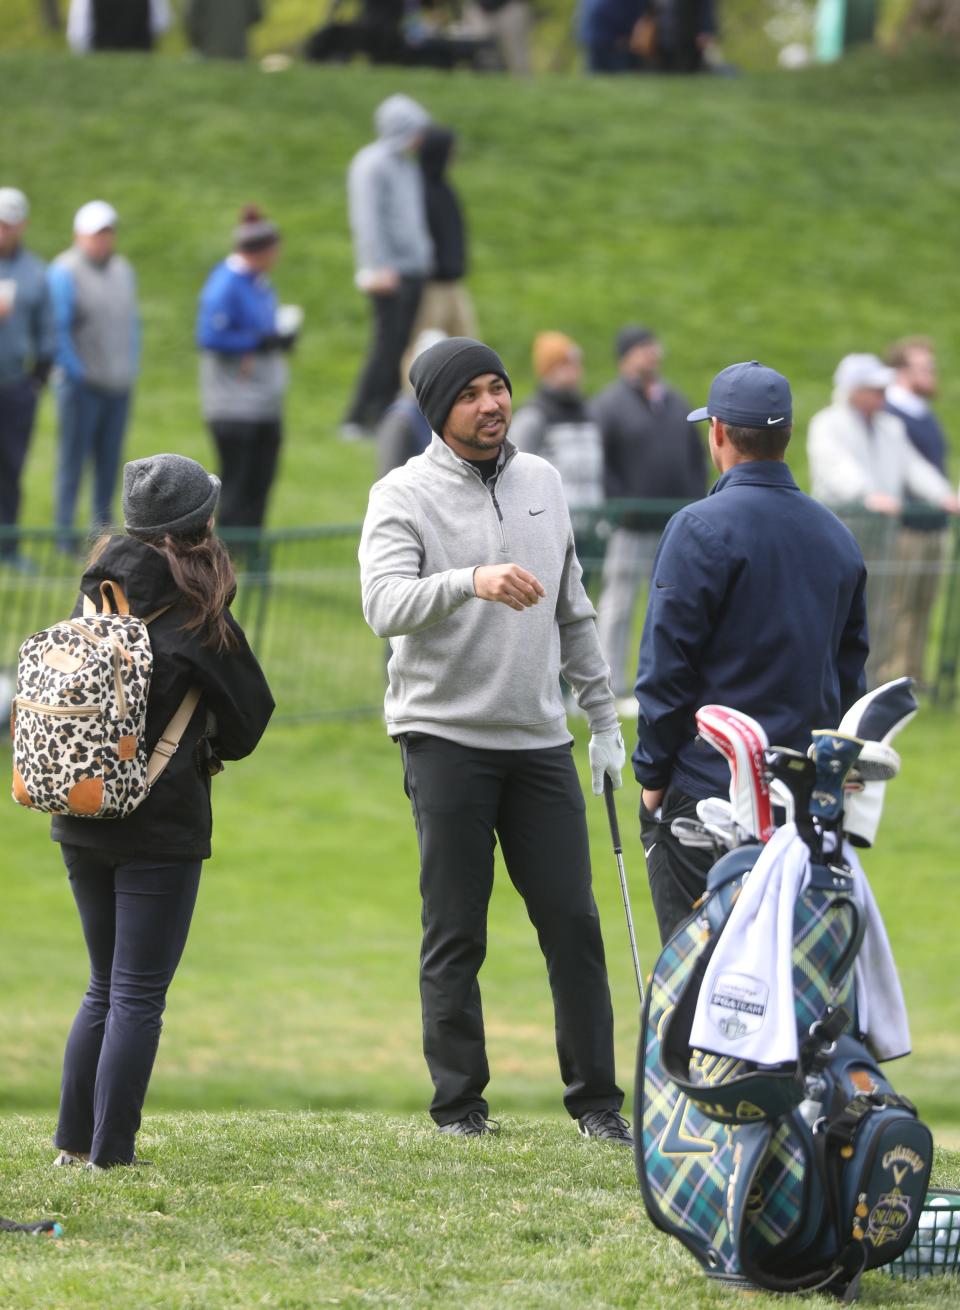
[196,206,296,531]
[630,361,869,941]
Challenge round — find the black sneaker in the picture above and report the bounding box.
[577,1110,634,1146]
[437,1111,500,1138]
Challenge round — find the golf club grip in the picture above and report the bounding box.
[603,775,622,851]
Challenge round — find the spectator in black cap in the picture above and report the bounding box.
[49,452,274,1170]
[196,205,301,531]
[360,336,633,1145]
[590,325,706,710]
[629,361,868,941]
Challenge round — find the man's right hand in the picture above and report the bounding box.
[365,269,400,295]
[864,492,901,516]
[473,564,546,611]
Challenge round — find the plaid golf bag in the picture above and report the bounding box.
[635,696,933,1299]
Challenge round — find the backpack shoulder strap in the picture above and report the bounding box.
[146,687,203,787]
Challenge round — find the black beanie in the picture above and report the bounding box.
[616,324,656,359]
[409,337,512,435]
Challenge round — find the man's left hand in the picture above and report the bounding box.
[589,728,625,796]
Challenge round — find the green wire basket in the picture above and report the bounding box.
[883,1190,960,1279]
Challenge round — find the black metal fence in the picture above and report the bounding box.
[1,505,958,720]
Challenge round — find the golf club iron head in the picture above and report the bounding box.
[669,817,720,851]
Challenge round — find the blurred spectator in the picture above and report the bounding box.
[884,336,953,687]
[591,326,706,704]
[197,206,298,531]
[578,0,643,73]
[463,0,533,74]
[185,0,263,59]
[377,328,446,479]
[0,188,54,569]
[648,0,718,72]
[510,331,604,586]
[808,352,959,686]
[67,0,171,51]
[401,125,476,379]
[49,201,139,552]
[343,95,433,441]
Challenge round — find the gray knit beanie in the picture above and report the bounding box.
[123,454,221,540]
[409,337,511,436]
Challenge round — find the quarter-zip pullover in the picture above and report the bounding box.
[359,435,618,748]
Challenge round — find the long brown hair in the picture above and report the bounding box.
[89,528,239,652]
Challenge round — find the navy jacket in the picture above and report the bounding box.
[632,460,868,800]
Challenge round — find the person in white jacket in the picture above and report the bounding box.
[807,353,958,685]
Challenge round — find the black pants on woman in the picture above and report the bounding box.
[55,845,201,1167]
[209,418,282,530]
[399,734,623,1126]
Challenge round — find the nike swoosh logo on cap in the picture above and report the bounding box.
[528,508,546,516]
[766,416,785,425]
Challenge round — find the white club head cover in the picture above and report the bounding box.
[695,705,774,843]
[837,677,918,847]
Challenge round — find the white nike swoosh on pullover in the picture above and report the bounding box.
[359,435,618,749]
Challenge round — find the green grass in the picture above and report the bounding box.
[2,45,960,1305]
[1,1112,959,1310]
[0,49,957,538]
[3,714,959,1132]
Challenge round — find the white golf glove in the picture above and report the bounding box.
[589,727,625,796]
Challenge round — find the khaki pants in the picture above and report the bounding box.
[463,1,533,75]
[401,281,478,385]
[875,527,947,687]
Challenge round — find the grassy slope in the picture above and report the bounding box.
[0,51,957,535]
[1,1113,958,1310]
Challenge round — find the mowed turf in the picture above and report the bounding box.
[2,48,960,1307]
[0,1113,958,1310]
[2,713,959,1133]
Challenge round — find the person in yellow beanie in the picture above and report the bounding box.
[510,332,605,590]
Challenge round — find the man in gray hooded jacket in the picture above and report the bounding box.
[343,94,434,438]
[360,337,631,1143]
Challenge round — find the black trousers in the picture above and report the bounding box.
[344,278,423,429]
[55,845,201,1167]
[209,418,283,530]
[640,785,715,944]
[399,734,623,1125]
[0,376,39,557]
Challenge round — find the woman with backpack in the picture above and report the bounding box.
[49,453,274,1169]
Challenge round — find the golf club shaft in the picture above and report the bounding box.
[603,777,644,1002]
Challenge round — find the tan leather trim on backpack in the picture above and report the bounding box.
[12,768,33,807]
[68,777,104,815]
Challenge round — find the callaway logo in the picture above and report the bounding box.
[528,508,546,516]
[766,416,785,425]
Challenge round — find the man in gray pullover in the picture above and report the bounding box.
[343,94,433,439]
[360,337,631,1142]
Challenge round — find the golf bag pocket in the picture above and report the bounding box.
[815,1040,933,1271]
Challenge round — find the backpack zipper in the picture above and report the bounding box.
[112,644,128,717]
[15,698,100,716]
[63,620,104,644]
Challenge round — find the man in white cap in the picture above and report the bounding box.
[48,201,140,551]
[807,352,958,685]
[0,187,54,569]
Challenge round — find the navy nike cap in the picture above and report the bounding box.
[687,360,792,429]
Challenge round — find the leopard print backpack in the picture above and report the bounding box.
[11,579,199,820]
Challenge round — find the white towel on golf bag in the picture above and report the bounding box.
[843,842,911,1061]
[690,823,811,1065]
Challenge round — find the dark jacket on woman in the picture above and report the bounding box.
[51,536,275,860]
[419,127,467,283]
